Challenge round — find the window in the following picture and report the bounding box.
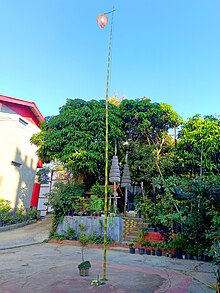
[19,118,28,126]
[11,161,22,167]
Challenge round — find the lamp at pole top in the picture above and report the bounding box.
[96,14,108,29]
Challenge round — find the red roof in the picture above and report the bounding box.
[0,94,45,127]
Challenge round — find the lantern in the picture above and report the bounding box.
[109,153,120,212]
[96,14,108,29]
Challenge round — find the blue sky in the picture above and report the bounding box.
[1,0,220,120]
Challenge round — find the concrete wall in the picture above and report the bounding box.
[0,106,40,209]
[57,216,123,242]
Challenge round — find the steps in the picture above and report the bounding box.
[122,217,148,244]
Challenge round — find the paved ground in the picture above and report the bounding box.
[0,216,51,250]
[0,216,217,292]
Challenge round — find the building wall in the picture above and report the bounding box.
[0,104,40,209]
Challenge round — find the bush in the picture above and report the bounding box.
[171,234,187,252]
[26,209,39,220]
[64,227,77,240]
[52,232,66,240]
[141,240,151,247]
[0,199,12,225]
[46,181,85,233]
[0,198,11,213]
[88,232,114,244]
[0,199,39,226]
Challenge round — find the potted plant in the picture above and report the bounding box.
[78,225,91,276]
[164,241,173,258]
[138,242,146,255]
[182,245,187,260]
[171,234,186,259]
[203,249,210,262]
[137,229,145,244]
[192,247,198,260]
[156,242,163,256]
[197,246,204,261]
[151,242,157,256]
[78,260,91,276]
[144,240,152,255]
[137,230,145,255]
[129,242,135,254]
[185,246,193,260]
[163,242,170,257]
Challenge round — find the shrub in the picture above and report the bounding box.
[171,234,187,251]
[0,199,39,226]
[46,181,85,232]
[64,227,77,240]
[88,232,114,244]
[78,260,91,269]
[52,232,66,240]
[141,240,151,247]
[26,209,39,220]
[0,198,11,213]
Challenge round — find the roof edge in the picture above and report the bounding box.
[0,94,45,123]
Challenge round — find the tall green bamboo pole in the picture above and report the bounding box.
[103,9,114,281]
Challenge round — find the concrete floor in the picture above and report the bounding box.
[0,216,217,293]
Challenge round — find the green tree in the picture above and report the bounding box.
[31,99,123,188]
[119,98,181,144]
[176,114,220,176]
[119,98,182,182]
[32,98,181,188]
[154,174,220,253]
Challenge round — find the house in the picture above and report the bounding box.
[0,94,45,209]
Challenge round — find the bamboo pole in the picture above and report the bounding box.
[103,9,114,281]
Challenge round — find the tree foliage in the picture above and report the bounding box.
[119,98,182,184]
[144,174,220,254]
[32,97,220,256]
[32,98,181,188]
[31,99,123,187]
[176,114,220,176]
[119,98,181,144]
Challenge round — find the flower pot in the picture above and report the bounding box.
[79,268,89,276]
[168,252,173,258]
[186,253,193,260]
[138,248,145,255]
[129,247,135,254]
[151,249,155,256]
[175,250,182,259]
[197,255,202,261]
[78,261,91,276]
[156,249,162,256]
[182,255,186,259]
[146,249,151,255]
[203,254,209,262]
[148,228,155,232]
[193,255,198,260]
